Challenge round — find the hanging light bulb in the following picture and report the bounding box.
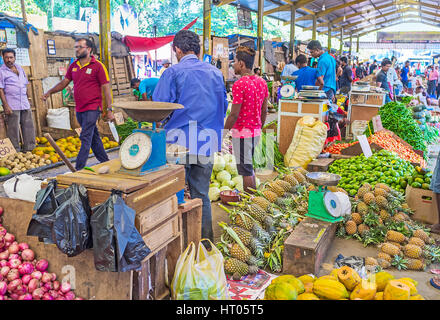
[322,3,326,11]
[343,15,346,22]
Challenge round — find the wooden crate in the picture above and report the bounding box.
[136,196,178,234]
[142,214,181,253]
[282,218,337,276]
[366,94,385,106]
[179,198,203,249]
[340,142,383,156]
[307,158,335,172]
[0,197,132,300]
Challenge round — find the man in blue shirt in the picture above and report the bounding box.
[130,77,159,101]
[401,60,410,90]
[307,40,336,102]
[292,54,318,92]
[153,30,228,241]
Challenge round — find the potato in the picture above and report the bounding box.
[12,168,19,174]
[45,160,51,165]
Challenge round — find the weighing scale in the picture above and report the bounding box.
[305,172,350,223]
[280,75,298,100]
[112,101,184,176]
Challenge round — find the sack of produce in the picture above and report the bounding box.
[284,116,328,168]
[91,190,151,272]
[46,107,71,130]
[171,240,229,300]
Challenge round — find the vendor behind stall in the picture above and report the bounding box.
[130,77,159,101]
[281,59,298,77]
[376,58,393,104]
[339,56,353,95]
[292,54,318,92]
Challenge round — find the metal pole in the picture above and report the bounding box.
[312,15,317,40]
[349,33,353,58]
[203,0,212,58]
[327,23,331,52]
[20,0,27,25]
[289,6,296,58]
[154,26,158,76]
[340,27,344,55]
[357,35,360,53]
[257,0,264,67]
[99,0,112,112]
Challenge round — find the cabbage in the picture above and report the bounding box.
[223,153,235,164]
[213,154,226,172]
[255,177,261,188]
[209,187,221,201]
[210,181,220,188]
[232,175,243,186]
[225,162,238,176]
[220,186,232,192]
[222,180,236,188]
[235,183,244,192]
[216,170,232,183]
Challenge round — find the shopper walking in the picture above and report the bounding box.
[43,38,114,170]
[339,56,353,94]
[428,65,439,97]
[153,30,228,241]
[376,58,393,104]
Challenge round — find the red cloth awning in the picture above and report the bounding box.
[123,18,198,53]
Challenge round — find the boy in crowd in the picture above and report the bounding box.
[292,54,319,92]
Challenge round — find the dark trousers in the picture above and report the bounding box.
[75,109,109,170]
[428,80,437,97]
[5,109,36,152]
[184,155,214,241]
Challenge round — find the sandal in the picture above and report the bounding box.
[430,276,440,290]
[431,269,440,275]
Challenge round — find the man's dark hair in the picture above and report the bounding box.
[295,54,307,65]
[381,58,392,67]
[307,40,322,51]
[172,30,200,55]
[2,48,16,57]
[340,56,348,64]
[130,78,141,88]
[75,37,96,53]
[253,67,260,73]
[236,46,256,70]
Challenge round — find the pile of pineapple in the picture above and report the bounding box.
[218,168,311,280]
[339,182,440,271]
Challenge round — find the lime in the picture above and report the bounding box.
[0,167,10,176]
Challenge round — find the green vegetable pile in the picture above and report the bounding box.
[115,118,151,143]
[328,149,416,195]
[253,131,284,170]
[367,102,427,152]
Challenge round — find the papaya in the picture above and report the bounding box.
[409,294,424,300]
[350,280,377,300]
[337,266,361,291]
[330,268,340,279]
[272,275,305,294]
[313,279,349,300]
[383,280,410,300]
[396,279,417,296]
[374,292,384,300]
[264,282,298,300]
[297,293,320,300]
[398,277,418,287]
[370,271,394,292]
[318,275,338,281]
[298,274,316,285]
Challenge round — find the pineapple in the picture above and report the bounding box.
[262,190,278,203]
[406,258,425,271]
[296,167,309,176]
[378,252,392,263]
[375,183,390,192]
[275,180,293,193]
[403,244,423,259]
[377,258,391,269]
[337,187,348,195]
[380,242,401,256]
[293,171,307,184]
[379,209,390,221]
[229,243,252,263]
[365,257,378,266]
[358,224,370,235]
[234,211,255,231]
[283,174,298,187]
[357,202,369,216]
[266,182,285,197]
[413,229,432,244]
[224,258,250,277]
[374,187,388,198]
[363,192,375,205]
[357,187,370,198]
[247,204,268,224]
[345,220,357,235]
[307,185,316,192]
[375,195,388,209]
[408,237,426,248]
[388,241,402,250]
[251,196,271,212]
[392,213,406,223]
[362,183,372,190]
[351,212,363,225]
[386,230,407,243]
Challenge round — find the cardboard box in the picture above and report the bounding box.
[405,185,439,225]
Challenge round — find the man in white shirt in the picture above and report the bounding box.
[281,59,298,77]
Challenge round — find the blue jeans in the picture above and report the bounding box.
[75,108,109,170]
[184,155,214,241]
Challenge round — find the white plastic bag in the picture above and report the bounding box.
[46,107,71,130]
[3,174,45,202]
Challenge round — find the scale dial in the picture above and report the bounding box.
[119,132,152,170]
[280,84,295,98]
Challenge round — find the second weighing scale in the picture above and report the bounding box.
[112,101,184,176]
[280,75,298,100]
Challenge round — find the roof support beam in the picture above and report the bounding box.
[264,0,317,16]
[289,5,296,55]
[257,0,264,67]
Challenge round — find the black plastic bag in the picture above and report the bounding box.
[51,184,93,257]
[91,190,151,272]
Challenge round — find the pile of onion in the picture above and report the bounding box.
[0,207,84,300]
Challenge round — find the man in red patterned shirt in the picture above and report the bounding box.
[224,46,268,192]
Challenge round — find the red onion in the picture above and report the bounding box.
[51,273,57,281]
[8,258,21,269]
[7,269,19,282]
[7,279,21,293]
[8,243,19,254]
[0,239,5,249]
[0,228,6,237]
[18,243,29,251]
[19,293,32,300]
[53,281,60,291]
[41,285,48,293]
[41,272,52,283]
[60,282,71,293]
[28,279,39,293]
[0,281,6,295]
[4,233,14,243]
[32,288,44,300]
[55,296,65,300]
[14,284,26,296]
[35,259,48,272]
[43,292,55,300]
[10,293,19,300]
[8,253,19,260]
[21,249,34,261]
[49,290,58,299]
[0,251,8,260]
[18,262,34,275]
[64,291,75,300]
[0,207,4,216]
[0,260,7,267]
[43,282,53,291]
[31,270,42,280]
[22,274,31,285]
[1,266,10,277]
[75,297,84,300]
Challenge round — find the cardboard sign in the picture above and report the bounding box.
[114,112,125,125]
[372,115,384,132]
[357,135,373,158]
[0,138,16,158]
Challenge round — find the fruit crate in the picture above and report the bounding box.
[405,185,439,225]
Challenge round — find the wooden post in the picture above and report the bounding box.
[257,0,264,67]
[289,6,296,58]
[327,23,332,52]
[349,33,353,59]
[98,0,112,113]
[20,0,27,25]
[312,15,317,40]
[340,27,344,55]
[203,0,212,57]
[357,35,360,53]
